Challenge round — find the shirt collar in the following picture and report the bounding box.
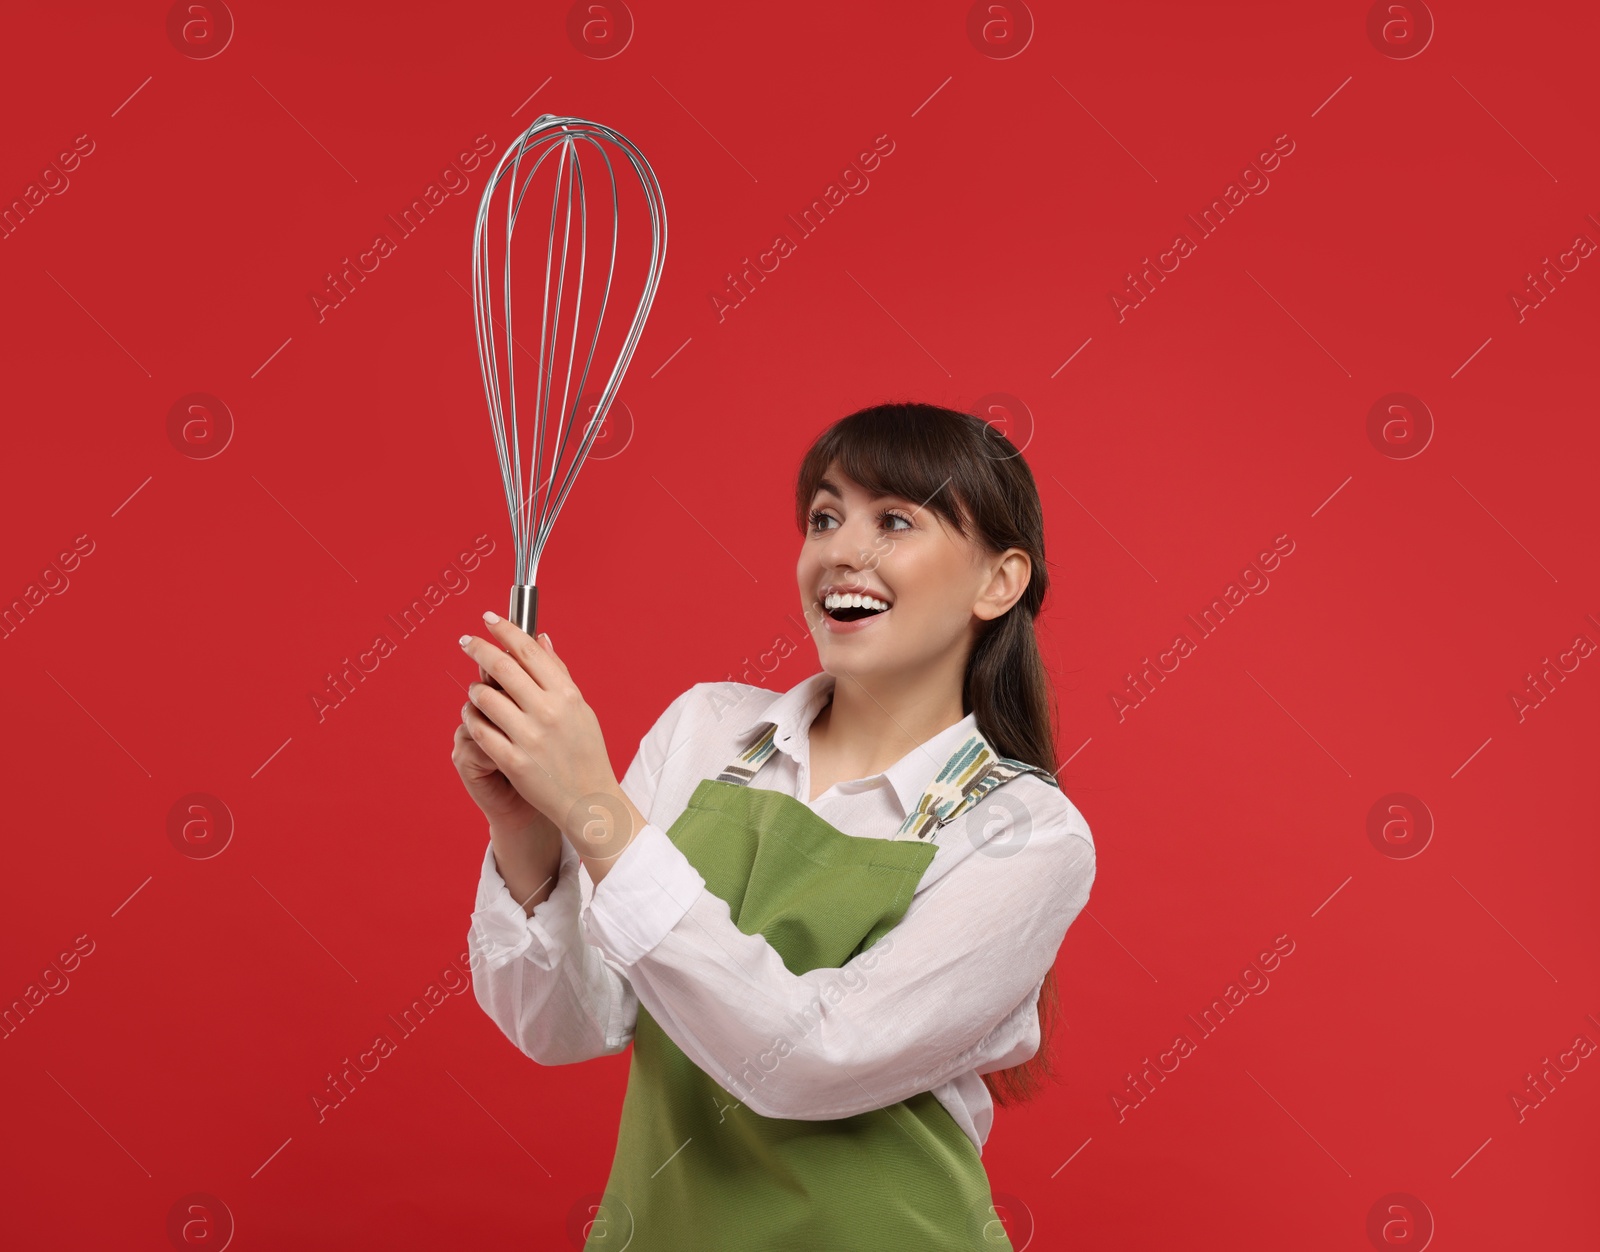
[756,671,836,759]
[751,671,981,817]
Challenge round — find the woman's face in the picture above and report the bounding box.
[796,465,1028,683]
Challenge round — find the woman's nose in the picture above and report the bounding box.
[819,518,872,568]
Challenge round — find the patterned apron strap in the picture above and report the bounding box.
[713,718,1056,843]
[894,732,1060,842]
[713,717,1049,845]
[713,723,780,785]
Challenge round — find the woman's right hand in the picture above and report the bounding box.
[453,709,539,831]
[455,702,566,917]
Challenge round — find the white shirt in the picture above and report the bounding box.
[466,671,1096,1155]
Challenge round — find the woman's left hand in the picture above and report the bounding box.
[458,614,631,854]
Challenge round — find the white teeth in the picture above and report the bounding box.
[823,592,890,612]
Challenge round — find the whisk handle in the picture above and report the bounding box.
[480,584,538,697]
[509,584,538,638]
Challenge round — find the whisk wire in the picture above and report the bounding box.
[530,140,569,562]
[472,114,667,629]
[537,138,622,559]
[544,143,586,559]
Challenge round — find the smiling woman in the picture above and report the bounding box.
[454,401,1097,1251]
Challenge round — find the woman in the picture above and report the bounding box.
[455,402,1097,1250]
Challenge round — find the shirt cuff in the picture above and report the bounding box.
[469,835,582,972]
[580,823,706,966]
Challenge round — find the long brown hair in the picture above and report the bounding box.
[793,400,1066,1107]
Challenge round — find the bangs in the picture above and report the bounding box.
[793,406,976,536]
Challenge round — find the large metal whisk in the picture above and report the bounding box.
[471,113,667,637]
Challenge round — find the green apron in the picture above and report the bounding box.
[582,720,1059,1251]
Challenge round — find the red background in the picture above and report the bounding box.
[2,1,1596,1248]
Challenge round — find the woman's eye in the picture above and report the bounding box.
[808,508,911,532]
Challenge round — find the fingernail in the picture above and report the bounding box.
[483,610,501,624]
[458,634,472,648]
[540,632,552,648]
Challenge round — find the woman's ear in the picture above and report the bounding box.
[973,548,1031,621]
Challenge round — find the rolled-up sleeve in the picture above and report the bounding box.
[578,823,707,965]
[466,683,702,1065]
[468,832,637,1064]
[578,788,1097,1121]
[471,831,577,970]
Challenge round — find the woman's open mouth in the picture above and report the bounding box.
[820,591,891,633]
